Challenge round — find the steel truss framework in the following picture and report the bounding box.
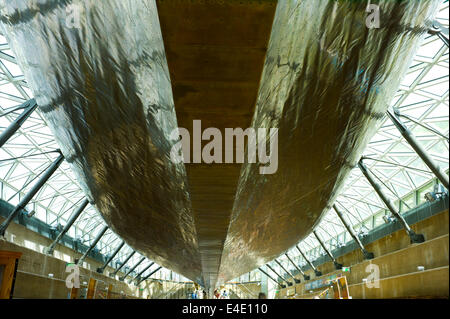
[0,1,449,287]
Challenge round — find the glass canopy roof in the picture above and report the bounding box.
[0,1,448,285]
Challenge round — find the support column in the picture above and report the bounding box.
[285,253,310,280]
[333,204,374,260]
[296,245,322,277]
[120,256,145,281]
[45,199,89,255]
[0,99,37,148]
[387,109,449,190]
[258,267,285,289]
[106,284,113,299]
[110,250,136,277]
[274,259,301,284]
[69,287,79,299]
[137,266,162,286]
[266,263,292,287]
[134,262,155,282]
[313,230,343,270]
[77,226,108,265]
[358,159,425,243]
[96,240,125,274]
[0,153,64,237]
[86,278,97,299]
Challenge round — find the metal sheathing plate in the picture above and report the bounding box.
[0,0,203,284]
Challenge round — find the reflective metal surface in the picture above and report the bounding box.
[218,0,439,283]
[0,0,203,284]
[0,0,440,288]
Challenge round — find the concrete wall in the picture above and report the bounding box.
[0,215,119,276]
[1,205,448,299]
[0,239,140,299]
[0,215,188,299]
[225,282,261,299]
[278,209,449,299]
